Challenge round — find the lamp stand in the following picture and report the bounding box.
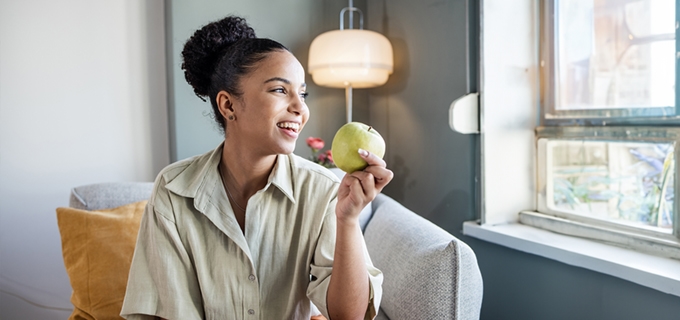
[345,84,353,123]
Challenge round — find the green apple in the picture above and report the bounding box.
[331,122,386,173]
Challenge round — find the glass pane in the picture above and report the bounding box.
[554,0,675,113]
[548,139,675,232]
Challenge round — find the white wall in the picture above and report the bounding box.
[0,0,169,318]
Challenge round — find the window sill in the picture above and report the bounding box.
[463,221,680,297]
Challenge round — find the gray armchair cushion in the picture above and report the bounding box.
[70,182,154,210]
[364,194,483,320]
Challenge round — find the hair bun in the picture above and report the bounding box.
[181,16,256,98]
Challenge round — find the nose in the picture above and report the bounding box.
[288,94,307,116]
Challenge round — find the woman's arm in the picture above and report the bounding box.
[327,149,393,320]
[327,215,371,319]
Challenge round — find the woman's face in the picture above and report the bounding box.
[226,50,309,156]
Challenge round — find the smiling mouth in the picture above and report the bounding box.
[277,122,300,133]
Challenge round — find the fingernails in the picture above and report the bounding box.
[358,149,369,157]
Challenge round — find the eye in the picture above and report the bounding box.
[271,87,286,94]
[300,92,309,100]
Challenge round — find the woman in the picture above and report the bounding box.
[121,16,392,320]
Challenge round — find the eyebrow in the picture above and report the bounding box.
[264,77,307,88]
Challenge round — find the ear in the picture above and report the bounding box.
[216,90,236,120]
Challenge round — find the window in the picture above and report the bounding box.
[521,0,680,259]
[465,0,680,297]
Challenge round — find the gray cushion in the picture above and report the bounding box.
[364,194,483,320]
[70,182,154,210]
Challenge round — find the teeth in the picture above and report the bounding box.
[277,122,300,132]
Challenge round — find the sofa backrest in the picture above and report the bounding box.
[70,182,154,211]
[364,193,483,320]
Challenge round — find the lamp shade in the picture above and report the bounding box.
[308,29,393,89]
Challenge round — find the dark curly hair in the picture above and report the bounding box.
[181,16,288,132]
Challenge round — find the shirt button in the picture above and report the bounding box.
[248,274,256,281]
[248,309,255,315]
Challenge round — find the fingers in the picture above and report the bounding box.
[349,171,377,197]
[337,160,393,218]
[357,149,393,189]
[358,149,386,168]
[338,150,393,214]
[364,165,394,189]
[341,174,366,207]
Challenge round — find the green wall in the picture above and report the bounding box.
[167,0,680,319]
[365,0,477,236]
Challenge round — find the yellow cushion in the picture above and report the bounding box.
[56,201,146,320]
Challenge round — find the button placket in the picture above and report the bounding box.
[245,268,259,318]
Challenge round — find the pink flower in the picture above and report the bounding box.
[325,150,333,163]
[305,137,335,168]
[306,137,325,150]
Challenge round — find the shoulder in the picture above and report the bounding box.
[158,153,206,184]
[148,150,215,217]
[145,158,192,220]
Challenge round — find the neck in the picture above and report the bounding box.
[220,139,277,199]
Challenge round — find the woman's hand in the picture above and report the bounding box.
[336,149,393,222]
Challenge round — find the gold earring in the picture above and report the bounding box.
[228,115,234,120]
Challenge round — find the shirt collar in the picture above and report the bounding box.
[165,143,296,205]
[268,154,296,204]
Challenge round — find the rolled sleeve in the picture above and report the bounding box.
[121,201,204,320]
[365,249,383,319]
[307,202,384,320]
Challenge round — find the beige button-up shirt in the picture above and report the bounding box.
[121,144,383,320]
